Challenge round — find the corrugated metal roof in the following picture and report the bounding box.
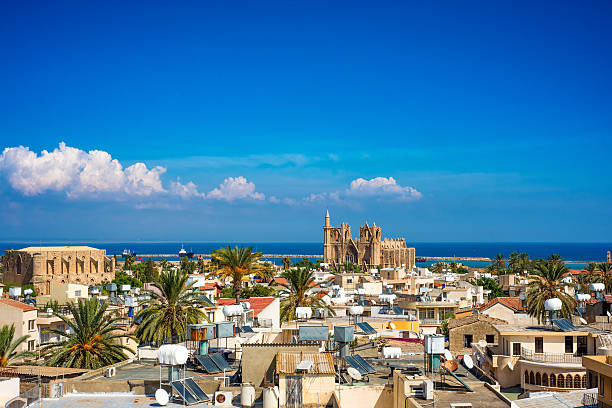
[276,352,335,375]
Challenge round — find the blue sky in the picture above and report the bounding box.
[1,1,611,242]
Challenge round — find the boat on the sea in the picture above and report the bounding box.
[178,245,194,259]
[415,257,428,262]
[122,249,136,257]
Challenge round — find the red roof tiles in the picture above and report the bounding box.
[479,296,527,313]
[216,297,276,317]
[0,298,37,312]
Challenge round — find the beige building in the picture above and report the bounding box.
[2,246,115,295]
[472,323,603,391]
[583,355,612,408]
[36,282,89,306]
[448,314,506,355]
[0,298,38,353]
[323,211,415,270]
[276,351,335,407]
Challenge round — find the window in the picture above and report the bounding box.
[27,340,35,351]
[535,337,543,353]
[524,370,529,384]
[600,376,605,396]
[74,290,81,297]
[486,334,495,344]
[542,373,549,386]
[464,334,473,348]
[347,279,352,284]
[558,374,565,388]
[575,375,581,389]
[536,372,541,385]
[207,312,215,322]
[28,320,35,331]
[513,342,521,356]
[550,374,556,387]
[565,336,573,353]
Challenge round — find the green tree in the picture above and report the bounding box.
[180,257,197,274]
[429,263,444,274]
[41,298,131,369]
[279,267,334,321]
[526,260,576,324]
[487,254,506,275]
[212,246,262,305]
[112,270,143,288]
[197,257,206,274]
[0,324,32,366]
[257,262,276,283]
[159,258,170,271]
[598,262,612,293]
[281,257,292,271]
[473,277,505,300]
[440,312,455,337]
[220,284,277,299]
[134,270,207,343]
[143,258,158,282]
[123,254,135,270]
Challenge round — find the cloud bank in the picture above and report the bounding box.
[0,143,421,207]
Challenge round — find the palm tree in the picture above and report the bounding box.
[487,254,505,275]
[279,267,334,321]
[212,246,262,304]
[281,257,292,271]
[257,262,276,283]
[518,253,531,274]
[0,324,32,366]
[429,263,444,274]
[526,260,576,324]
[134,269,207,343]
[41,298,132,369]
[508,251,520,274]
[598,262,612,293]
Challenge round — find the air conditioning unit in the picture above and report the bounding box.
[214,391,233,406]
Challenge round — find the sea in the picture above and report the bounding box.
[1,242,610,270]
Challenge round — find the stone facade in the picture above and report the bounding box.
[323,210,415,270]
[448,314,506,355]
[2,246,115,295]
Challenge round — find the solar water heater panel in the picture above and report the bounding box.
[210,352,232,371]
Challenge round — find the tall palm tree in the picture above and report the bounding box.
[134,269,207,343]
[487,254,505,275]
[212,246,262,304]
[281,257,292,271]
[518,253,531,274]
[526,260,576,324]
[257,262,276,283]
[279,267,334,322]
[0,324,32,366]
[41,298,131,369]
[598,262,612,293]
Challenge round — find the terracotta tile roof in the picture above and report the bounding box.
[479,296,526,313]
[0,298,37,312]
[216,297,276,317]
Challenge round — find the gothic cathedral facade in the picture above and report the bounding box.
[323,210,415,270]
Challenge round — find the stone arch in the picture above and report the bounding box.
[582,375,587,388]
[525,370,530,384]
[542,373,548,386]
[529,371,535,385]
[535,372,541,385]
[557,374,564,388]
[566,375,573,388]
[574,375,581,388]
[550,373,556,387]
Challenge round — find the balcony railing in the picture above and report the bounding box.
[520,347,583,364]
[419,319,442,325]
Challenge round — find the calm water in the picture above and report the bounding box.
[1,242,610,267]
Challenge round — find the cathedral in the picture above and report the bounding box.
[323,210,415,270]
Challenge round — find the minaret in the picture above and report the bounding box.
[608,250,611,263]
[323,209,332,263]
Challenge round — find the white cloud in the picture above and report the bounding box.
[206,176,265,202]
[347,177,422,201]
[0,143,166,198]
[170,178,204,199]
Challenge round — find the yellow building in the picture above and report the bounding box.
[583,355,612,408]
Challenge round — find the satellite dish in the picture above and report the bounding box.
[580,317,588,325]
[478,339,487,347]
[463,355,474,369]
[607,311,611,318]
[347,367,362,381]
[507,361,514,371]
[444,349,453,361]
[390,322,396,330]
[155,388,169,406]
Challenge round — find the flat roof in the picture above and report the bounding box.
[17,246,101,252]
[494,323,607,336]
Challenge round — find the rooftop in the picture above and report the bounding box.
[17,246,101,252]
[0,298,37,311]
[216,297,276,317]
[480,296,527,312]
[276,351,335,375]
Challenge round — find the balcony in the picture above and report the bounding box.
[520,347,583,364]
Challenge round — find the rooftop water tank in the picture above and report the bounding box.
[348,306,364,316]
[295,307,313,319]
[576,293,591,302]
[591,283,605,292]
[157,344,188,365]
[544,297,562,311]
[223,304,244,317]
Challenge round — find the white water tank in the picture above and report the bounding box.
[295,307,312,319]
[241,301,251,311]
[383,347,402,359]
[378,294,396,304]
[348,306,364,316]
[223,304,244,317]
[120,284,131,292]
[591,283,605,292]
[9,287,21,297]
[157,344,188,365]
[263,387,279,408]
[576,293,591,302]
[544,298,562,311]
[240,383,255,407]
